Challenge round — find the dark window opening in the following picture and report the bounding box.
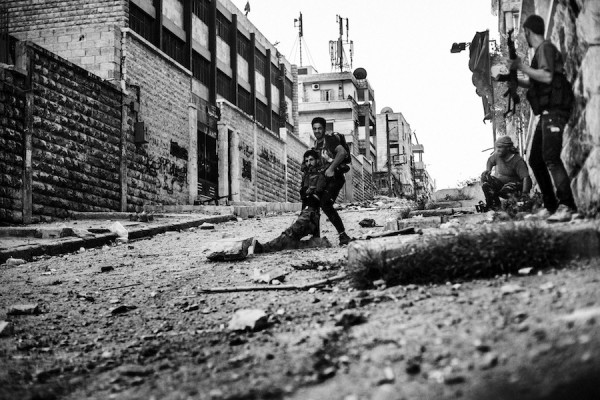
[237,35,250,60]
[237,86,253,115]
[216,11,230,40]
[255,51,266,76]
[192,0,209,22]
[270,63,279,85]
[284,77,292,98]
[217,71,233,102]
[129,2,154,43]
[192,51,210,86]
[271,111,279,133]
[162,28,186,66]
[256,100,269,127]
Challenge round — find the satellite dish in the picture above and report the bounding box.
[381,107,394,114]
[353,67,367,80]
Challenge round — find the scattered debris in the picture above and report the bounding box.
[334,310,367,328]
[100,266,114,273]
[252,267,288,284]
[228,309,268,331]
[500,284,525,295]
[200,222,215,230]
[4,258,27,266]
[109,221,129,243]
[0,321,13,337]
[199,274,347,293]
[7,304,40,315]
[376,366,395,384]
[479,352,499,370]
[110,305,137,315]
[539,282,555,291]
[206,237,254,261]
[518,267,533,275]
[118,364,153,377]
[359,218,377,227]
[100,283,142,291]
[557,306,600,323]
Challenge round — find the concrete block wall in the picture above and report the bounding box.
[256,131,286,202]
[6,0,127,81]
[0,69,27,223]
[30,44,123,219]
[125,34,192,209]
[285,131,307,203]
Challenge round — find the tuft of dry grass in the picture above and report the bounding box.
[349,223,568,288]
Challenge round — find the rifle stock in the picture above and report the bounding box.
[503,29,520,117]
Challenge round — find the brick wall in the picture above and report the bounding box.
[285,132,307,203]
[125,34,191,209]
[0,69,27,223]
[6,0,126,81]
[255,131,286,202]
[30,44,123,219]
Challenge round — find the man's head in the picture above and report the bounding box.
[523,14,544,47]
[495,136,515,157]
[303,149,320,167]
[311,117,327,140]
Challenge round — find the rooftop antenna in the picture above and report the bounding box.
[330,15,353,72]
[293,12,303,67]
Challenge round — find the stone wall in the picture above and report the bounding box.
[124,34,192,209]
[285,132,307,204]
[0,69,27,223]
[554,0,600,216]
[256,130,286,203]
[30,44,123,219]
[6,0,126,81]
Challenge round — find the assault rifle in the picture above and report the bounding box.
[503,29,520,117]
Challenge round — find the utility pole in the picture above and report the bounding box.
[487,30,497,146]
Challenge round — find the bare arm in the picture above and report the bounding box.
[522,176,532,194]
[325,144,347,177]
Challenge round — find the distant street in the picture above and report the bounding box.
[1,206,600,400]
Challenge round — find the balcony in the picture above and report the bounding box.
[411,144,424,153]
[414,161,425,170]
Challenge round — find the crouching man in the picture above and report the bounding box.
[481,136,532,210]
[254,150,331,253]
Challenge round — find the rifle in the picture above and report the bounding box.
[503,29,520,117]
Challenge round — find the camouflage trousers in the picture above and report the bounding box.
[260,207,321,253]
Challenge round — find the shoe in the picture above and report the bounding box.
[338,232,353,246]
[547,205,574,223]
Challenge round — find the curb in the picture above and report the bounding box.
[0,214,237,265]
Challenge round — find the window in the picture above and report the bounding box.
[271,111,280,132]
[192,51,210,86]
[217,71,232,102]
[255,51,266,76]
[284,77,292,98]
[237,35,250,60]
[129,2,154,43]
[256,100,269,127]
[326,122,333,132]
[237,86,253,115]
[270,63,279,85]
[216,11,230,40]
[162,28,186,66]
[192,0,209,22]
[320,90,332,101]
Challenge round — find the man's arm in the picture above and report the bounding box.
[481,156,495,180]
[510,56,553,85]
[522,176,532,194]
[325,144,347,177]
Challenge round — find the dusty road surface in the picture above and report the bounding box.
[1,206,599,400]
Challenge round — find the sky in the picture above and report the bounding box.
[230,0,500,189]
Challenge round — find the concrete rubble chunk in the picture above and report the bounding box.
[207,237,253,261]
[557,306,600,323]
[200,222,215,230]
[252,268,288,284]
[5,258,27,266]
[109,221,129,243]
[7,304,40,315]
[118,364,153,377]
[334,310,367,328]
[227,309,268,331]
[500,284,524,295]
[0,321,13,336]
[110,305,137,315]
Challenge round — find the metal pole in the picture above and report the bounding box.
[487,30,497,146]
[386,114,392,196]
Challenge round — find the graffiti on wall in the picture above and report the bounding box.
[242,159,252,180]
[259,147,282,167]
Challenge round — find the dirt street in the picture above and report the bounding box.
[1,206,599,400]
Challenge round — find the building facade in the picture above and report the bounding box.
[2,0,311,222]
[297,67,376,202]
[490,0,600,216]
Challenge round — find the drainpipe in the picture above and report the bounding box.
[119,28,129,211]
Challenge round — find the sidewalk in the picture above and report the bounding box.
[0,210,237,265]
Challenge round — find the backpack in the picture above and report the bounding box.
[332,132,351,165]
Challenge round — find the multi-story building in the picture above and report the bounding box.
[296,67,376,202]
[2,0,311,221]
[374,107,419,198]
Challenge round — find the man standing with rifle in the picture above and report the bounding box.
[498,14,576,222]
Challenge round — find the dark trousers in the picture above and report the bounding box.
[262,207,320,253]
[319,174,346,234]
[528,111,576,213]
[481,175,521,208]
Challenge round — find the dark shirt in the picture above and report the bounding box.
[488,153,530,185]
[314,134,342,169]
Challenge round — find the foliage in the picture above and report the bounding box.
[349,223,567,289]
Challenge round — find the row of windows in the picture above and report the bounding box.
[216,11,230,40]
[237,34,250,60]
[192,51,210,85]
[192,0,209,22]
[162,28,186,66]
